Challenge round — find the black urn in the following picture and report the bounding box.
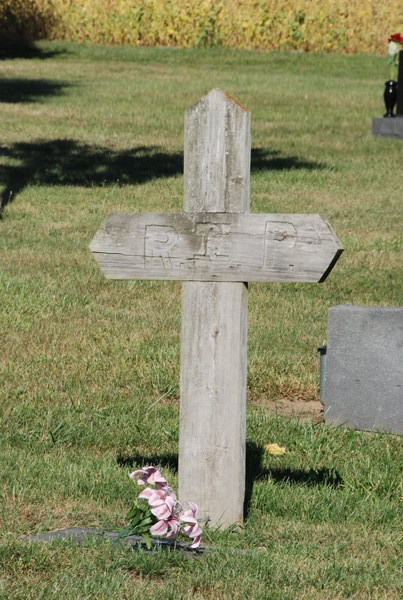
[383,79,398,117]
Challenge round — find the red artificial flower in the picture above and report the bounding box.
[389,33,403,45]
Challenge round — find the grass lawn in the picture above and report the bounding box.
[0,40,402,599]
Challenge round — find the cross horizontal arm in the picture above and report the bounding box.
[90,212,343,283]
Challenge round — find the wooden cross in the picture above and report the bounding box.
[90,89,343,527]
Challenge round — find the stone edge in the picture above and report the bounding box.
[372,117,403,139]
[0,527,206,553]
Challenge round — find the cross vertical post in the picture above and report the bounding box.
[178,89,250,526]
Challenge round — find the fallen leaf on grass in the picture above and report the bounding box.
[264,443,287,455]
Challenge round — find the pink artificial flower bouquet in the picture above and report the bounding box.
[124,465,203,549]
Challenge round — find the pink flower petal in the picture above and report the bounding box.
[148,490,167,506]
[150,520,168,536]
[181,523,202,538]
[138,487,154,500]
[151,504,173,520]
[165,489,177,503]
[192,526,202,538]
[186,501,198,515]
[189,534,202,549]
[130,465,170,489]
[148,469,167,487]
[166,516,180,539]
[143,466,157,475]
[180,513,198,525]
[129,466,158,485]
[165,496,177,511]
[153,471,168,488]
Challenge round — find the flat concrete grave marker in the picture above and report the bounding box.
[90,89,343,527]
[15,528,204,553]
[324,305,403,434]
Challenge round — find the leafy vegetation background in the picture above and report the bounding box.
[1,0,402,53]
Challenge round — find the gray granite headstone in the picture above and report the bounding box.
[323,305,403,434]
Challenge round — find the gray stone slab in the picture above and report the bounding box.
[323,305,403,434]
[13,527,205,553]
[372,117,403,139]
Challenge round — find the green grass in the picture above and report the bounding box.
[0,41,402,599]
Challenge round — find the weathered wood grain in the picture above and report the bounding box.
[179,281,248,526]
[179,89,249,526]
[184,89,251,212]
[90,212,342,283]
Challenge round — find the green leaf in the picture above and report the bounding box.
[114,524,135,542]
[143,534,152,550]
[138,516,153,529]
[126,504,142,521]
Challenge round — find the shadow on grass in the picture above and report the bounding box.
[0,36,66,60]
[244,441,265,519]
[258,466,343,488]
[117,444,341,521]
[0,141,328,216]
[251,147,327,172]
[117,453,178,472]
[0,141,184,217]
[243,441,342,518]
[0,79,71,103]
